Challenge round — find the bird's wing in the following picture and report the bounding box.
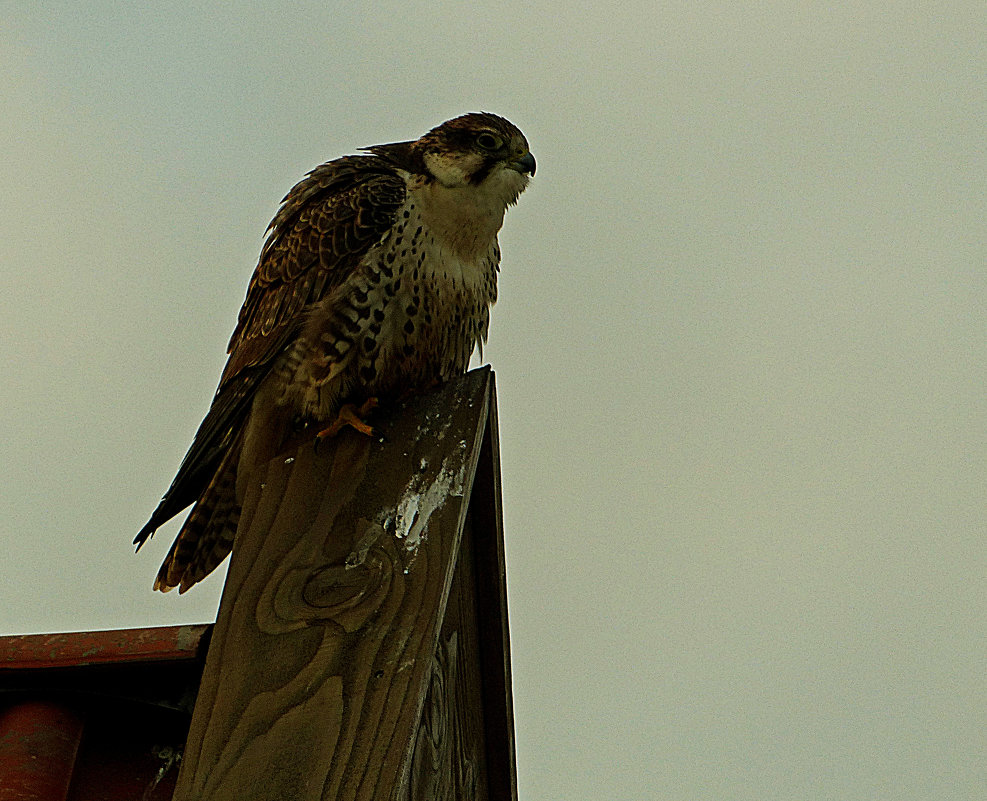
[135,156,406,546]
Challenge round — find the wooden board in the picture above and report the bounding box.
[172,367,513,801]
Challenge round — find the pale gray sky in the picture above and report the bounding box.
[2,3,984,799]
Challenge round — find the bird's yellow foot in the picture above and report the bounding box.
[316,398,379,439]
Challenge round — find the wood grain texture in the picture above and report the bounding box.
[172,368,505,801]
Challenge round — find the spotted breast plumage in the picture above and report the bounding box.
[135,112,535,593]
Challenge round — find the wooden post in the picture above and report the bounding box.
[172,367,517,801]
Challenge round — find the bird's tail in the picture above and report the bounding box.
[153,444,241,593]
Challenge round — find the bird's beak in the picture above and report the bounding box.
[511,152,536,176]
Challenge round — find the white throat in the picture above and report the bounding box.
[411,164,529,263]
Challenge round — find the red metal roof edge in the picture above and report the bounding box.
[0,624,211,670]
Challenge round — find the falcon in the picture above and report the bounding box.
[135,112,535,593]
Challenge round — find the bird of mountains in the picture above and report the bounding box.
[134,112,535,593]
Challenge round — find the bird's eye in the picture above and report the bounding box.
[476,132,502,151]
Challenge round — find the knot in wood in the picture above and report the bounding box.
[302,563,376,610]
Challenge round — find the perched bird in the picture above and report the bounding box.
[135,112,535,593]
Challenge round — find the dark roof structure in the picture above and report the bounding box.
[0,624,208,800]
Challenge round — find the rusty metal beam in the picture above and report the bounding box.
[0,625,210,670]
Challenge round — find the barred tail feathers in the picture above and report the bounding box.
[153,444,241,593]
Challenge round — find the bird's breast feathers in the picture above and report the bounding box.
[288,190,501,415]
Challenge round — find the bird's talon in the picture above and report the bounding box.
[358,397,379,415]
[316,400,378,439]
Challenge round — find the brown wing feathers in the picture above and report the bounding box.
[223,158,405,380]
[134,156,407,586]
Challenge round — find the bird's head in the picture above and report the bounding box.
[368,112,535,207]
[416,113,535,204]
